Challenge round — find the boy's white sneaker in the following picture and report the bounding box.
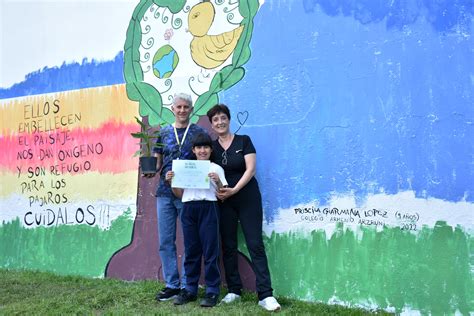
[258,296,281,311]
[221,293,241,303]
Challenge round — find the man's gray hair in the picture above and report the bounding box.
[173,93,193,107]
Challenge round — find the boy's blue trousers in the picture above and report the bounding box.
[180,200,221,295]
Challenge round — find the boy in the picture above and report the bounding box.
[165,133,227,307]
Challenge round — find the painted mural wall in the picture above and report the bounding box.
[0,85,139,276]
[1,0,473,314]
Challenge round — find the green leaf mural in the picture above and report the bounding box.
[193,91,219,117]
[263,222,473,314]
[0,210,134,277]
[153,0,185,14]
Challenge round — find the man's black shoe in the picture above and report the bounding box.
[200,293,219,307]
[156,287,181,301]
[173,290,197,305]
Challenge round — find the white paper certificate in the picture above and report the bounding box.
[171,160,210,189]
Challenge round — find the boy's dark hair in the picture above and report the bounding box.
[207,104,231,122]
[192,133,213,148]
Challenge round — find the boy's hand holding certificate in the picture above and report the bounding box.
[171,160,210,189]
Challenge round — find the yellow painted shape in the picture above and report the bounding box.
[1,170,138,200]
[188,1,215,37]
[190,26,244,69]
[0,84,137,135]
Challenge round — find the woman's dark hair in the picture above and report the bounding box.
[207,104,231,122]
[192,133,213,148]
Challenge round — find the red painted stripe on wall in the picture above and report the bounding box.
[0,121,141,174]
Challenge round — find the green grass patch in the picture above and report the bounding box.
[0,269,389,315]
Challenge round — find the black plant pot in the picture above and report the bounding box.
[140,156,157,174]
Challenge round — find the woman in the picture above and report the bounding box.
[206,104,281,312]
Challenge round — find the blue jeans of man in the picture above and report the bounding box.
[157,195,186,289]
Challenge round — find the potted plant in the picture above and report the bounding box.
[131,116,162,174]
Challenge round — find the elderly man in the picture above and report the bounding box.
[151,93,206,301]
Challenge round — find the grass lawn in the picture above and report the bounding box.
[0,269,390,315]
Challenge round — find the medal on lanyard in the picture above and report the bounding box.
[173,123,190,160]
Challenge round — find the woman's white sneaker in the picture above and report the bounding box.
[258,296,281,311]
[221,293,241,303]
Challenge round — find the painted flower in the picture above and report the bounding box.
[164,28,173,41]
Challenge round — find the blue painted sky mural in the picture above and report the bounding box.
[0,53,125,99]
[1,0,472,222]
[217,1,473,220]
